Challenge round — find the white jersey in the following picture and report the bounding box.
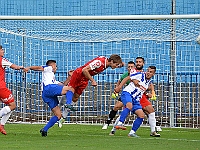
[123,68,151,101]
[41,66,60,90]
[2,58,13,68]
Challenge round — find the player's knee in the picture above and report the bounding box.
[144,105,155,113]
[8,102,16,110]
[126,102,132,110]
[72,97,78,103]
[137,110,145,118]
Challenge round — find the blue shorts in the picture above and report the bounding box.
[42,84,63,109]
[120,91,142,113]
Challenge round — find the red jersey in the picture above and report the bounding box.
[78,56,107,78]
[68,56,108,95]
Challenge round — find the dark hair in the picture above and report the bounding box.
[46,60,56,66]
[148,65,156,71]
[128,61,135,65]
[108,54,122,63]
[0,45,2,49]
[136,57,145,63]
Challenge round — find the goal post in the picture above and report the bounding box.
[1,15,200,128]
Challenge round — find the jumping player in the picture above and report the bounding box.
[64,54,124,110]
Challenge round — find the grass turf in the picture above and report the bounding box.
[1,124,200,150]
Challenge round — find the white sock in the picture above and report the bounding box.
[0,106,11,117]
[148,112,156,133]
[129,129,135,134]
[112,116,120,131]
[1,111,12,125]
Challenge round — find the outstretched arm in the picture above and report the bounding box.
[10,64,24,70]
[24,66,44,72]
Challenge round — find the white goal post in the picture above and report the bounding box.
[1,14,200,128]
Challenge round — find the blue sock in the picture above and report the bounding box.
[66,90,74,105]
[132,117,143,132]
[119,108,131,123]
[43,116,59,131]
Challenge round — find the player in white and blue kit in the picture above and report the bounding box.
[24,60,71,137]
[115,66,156,137]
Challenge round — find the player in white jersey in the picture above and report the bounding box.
[0,45,24,135]
[24,60,71,137]
[115,66,156,137]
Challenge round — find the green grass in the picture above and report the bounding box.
[1,124,200,150]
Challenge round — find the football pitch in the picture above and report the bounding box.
[1,124,200,150]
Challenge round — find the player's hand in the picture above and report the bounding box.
[150,90,157,100]
[23,67,30,73]
[114,86,121,93]
[111,92,119,99]
[68,70,74,76]
[91,80,97,86]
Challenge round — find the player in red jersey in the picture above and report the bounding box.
[0,45,24,135]
[64,54,124,110]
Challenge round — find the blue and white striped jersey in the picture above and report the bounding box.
[123,68,152,101]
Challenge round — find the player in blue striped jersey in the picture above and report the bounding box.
[115,66,156,137]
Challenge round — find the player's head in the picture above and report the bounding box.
[127,61,135,73]
[0,45,4,57]
[135,57,145,71]
[46,60,57,73]
[145,66,156,80]
[108,54,123,69]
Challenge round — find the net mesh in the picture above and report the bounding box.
[0,17,200,128]
[0,19,200,42]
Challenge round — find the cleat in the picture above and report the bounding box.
[58,117,65,128]
[40,129,47,137]
[102,124,108,130]
[115,125,126,130]
[150,131,160,137]
[64,104,76,111]
[128,133,140,138]
[0,125,7,135]
[109,131,115,136]
[156,126,162,132]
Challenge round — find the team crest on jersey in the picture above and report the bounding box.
[90,60,101,69]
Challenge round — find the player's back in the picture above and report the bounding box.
[79,56,107,76]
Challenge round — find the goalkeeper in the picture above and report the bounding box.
[102,57,161,137]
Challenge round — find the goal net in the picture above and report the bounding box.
[1,15,200,128]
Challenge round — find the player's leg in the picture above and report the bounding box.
[64,69,82,106]
[140,94,161,137]
[0,88,16,135]
[102,99,123,129]
[109,115,120,135]
[128,103,144,137]
[40,84,62,136]
[115,92,132,130]
[41,105,62,136]
[143,105,161,137]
